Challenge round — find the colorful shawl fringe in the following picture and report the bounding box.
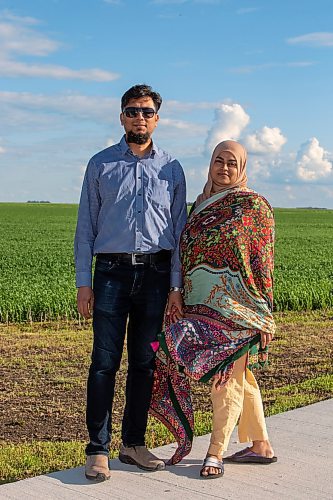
[149,187,275,464]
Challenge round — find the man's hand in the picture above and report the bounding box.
[77,286,94,319]
[166,290,184,323]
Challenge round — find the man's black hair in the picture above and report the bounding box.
[121,84,162,112]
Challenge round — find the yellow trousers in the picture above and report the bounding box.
[208,354,268,457]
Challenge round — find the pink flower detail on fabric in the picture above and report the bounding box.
[150,341,160,352]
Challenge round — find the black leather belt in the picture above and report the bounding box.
[96,249,171,265]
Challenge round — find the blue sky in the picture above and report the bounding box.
[0,0,332,207]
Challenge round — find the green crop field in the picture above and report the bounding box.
[274,208,333,310]
[0,203,78,322]
[0,203,332,322]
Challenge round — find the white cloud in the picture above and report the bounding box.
[247,156,290,183]
[0,92,215,142]
[0,134,5,153]
[163,100,218,113]
[106,137,117,147]
[103,0,122,4]
[186,167,202,178]
[287,32,333,47]
[0,90,220,125]
[0,15,59,56]
[0,11,39,25]
[320,187,333,199]
[284,185,296,200]
[248,158,272,180]
[0,10,119,81]
[0,59,119,81]
[297,138,332,181]
[205,103,250,153]
[0,91,120,123]
[78,165,86,186]
[244,126,287,154]
[159,118,206,134]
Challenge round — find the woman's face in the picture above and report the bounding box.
[211,151,238,188]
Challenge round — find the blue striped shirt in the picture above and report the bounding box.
[74,135,187,288]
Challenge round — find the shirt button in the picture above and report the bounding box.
[138,210,141,213]
[138,193,142,196]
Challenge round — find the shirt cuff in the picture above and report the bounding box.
[170,271,183,288]
[76,272,92,288]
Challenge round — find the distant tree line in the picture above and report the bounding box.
[27,201,50,204]
[297,207,328,210]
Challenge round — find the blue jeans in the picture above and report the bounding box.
[85,255,170,456]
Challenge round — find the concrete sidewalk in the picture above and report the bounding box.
[1,399,332,499]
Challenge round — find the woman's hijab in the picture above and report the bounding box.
[196,140,248,206]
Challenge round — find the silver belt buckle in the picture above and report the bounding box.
[131,253,144,265]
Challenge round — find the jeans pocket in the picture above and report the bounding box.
[152,260,171,274]
[95,259,119,273]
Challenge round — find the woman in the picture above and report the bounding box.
[149,140,277,478]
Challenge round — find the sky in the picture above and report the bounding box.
[0,0,333,207]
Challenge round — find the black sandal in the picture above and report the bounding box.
[224,447,277,464]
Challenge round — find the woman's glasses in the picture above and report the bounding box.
[123,107,156,119]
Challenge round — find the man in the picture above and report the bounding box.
[74,84,186,481]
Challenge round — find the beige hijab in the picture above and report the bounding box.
[196,140,248,206]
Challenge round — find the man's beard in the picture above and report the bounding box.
[127,131,150,145]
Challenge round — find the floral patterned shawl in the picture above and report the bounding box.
[149,187,275,465]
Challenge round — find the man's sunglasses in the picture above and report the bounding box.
[123,107,156,119]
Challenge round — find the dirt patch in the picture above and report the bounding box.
[0,315,332,444]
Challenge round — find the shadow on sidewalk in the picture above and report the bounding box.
[47,457,203,486]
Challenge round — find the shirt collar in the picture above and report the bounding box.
[119,134,161,158]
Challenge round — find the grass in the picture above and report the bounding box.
[0,442,86,486]
[1,203,333,321]
[263,374,333,416]
[1,376,332,484]
[0,311,332,483]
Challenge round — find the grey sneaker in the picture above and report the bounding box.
[85,454,111,481]
[119,445,166,471]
